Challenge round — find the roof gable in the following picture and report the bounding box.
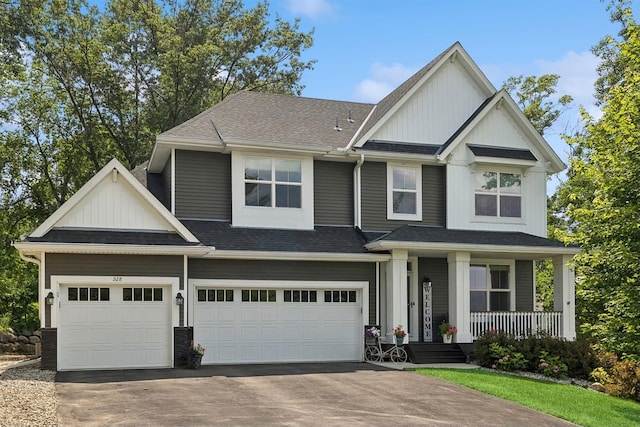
[437,90,566,172]
[350,42,496,148]
[30,159,199,242]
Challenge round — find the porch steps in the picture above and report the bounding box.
[405,342,468,364]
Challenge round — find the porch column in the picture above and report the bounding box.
[448,252,472,343]
[553,255,576,340]
[385,249,408,342]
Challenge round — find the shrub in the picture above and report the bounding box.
[537,350,568,378]
[474,331,597,379]
[592,352,640,402]
[489,342,528,372]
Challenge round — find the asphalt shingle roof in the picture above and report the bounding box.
[159,92,375,151]
[358,141,440,155]
[182,220,372,253]
[467,144,538,161]
[371,225,573,248]
[28,229,197,246]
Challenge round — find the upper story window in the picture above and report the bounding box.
[245,157,301,208]
[474,171,521,218]
[387,164,422,221]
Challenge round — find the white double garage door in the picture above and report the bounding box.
[56,277,366,370]
[191,280,367,365]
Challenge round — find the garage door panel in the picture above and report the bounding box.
[59,284,172,371]
[194,287,362,364]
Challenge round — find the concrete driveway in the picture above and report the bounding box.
[56,363,575,426]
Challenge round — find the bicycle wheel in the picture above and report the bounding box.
[365,345,382,362]
[390,347,408,363]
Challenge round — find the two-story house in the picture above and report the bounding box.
[15,42,579,371]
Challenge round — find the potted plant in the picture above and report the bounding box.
[187,340,205,369]
[392,325,407,346]
[365,326,381,345]
[439,321,457,344]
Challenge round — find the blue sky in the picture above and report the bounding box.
[248,0,636,191]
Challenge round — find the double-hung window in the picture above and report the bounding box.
[470,264,512,311]
[245,157,301,208]
[387,164,422,220]
[474,171,521,218]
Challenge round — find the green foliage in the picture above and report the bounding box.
[555,6,640,360]
[474,331,597,379]
[592,352,640,401]
[537,350,568,378]
[0,0,315,332]
[488,342,528,372]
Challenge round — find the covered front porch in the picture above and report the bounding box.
[366,227,580,345]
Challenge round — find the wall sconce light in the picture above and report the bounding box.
[176,292,184,306]
[422,277,432,288]
[45,292,55,306]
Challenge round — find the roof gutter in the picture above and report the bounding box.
[12,241,212,257]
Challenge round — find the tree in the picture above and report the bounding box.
[0,0,315,331]
[558,5,640,359]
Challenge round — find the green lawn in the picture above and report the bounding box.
[416,368,640,427]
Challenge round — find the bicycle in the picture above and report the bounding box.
[364,335,408,363]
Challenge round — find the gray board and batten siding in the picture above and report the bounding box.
[45,254,185,289]
[189,259,377,324]
[515,260,534,311]
[361,161,446,231]
[314,160,353,226]
[174,150,232,220]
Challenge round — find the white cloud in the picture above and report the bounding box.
[535,50,601,119]
[353,62,416,103]
[285,0,333,20]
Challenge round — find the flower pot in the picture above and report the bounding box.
[187,354,203,369]
[442,335,452,344]
[395,336,404,346]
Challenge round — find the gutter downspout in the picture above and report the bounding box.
[353,154,365,229]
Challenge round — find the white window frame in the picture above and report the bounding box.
[232,152,314,230]
[244,157,302,209]
[386,163,422,221]
[474,170,522,219]
[469,260,516,312]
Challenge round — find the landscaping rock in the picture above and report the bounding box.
[29,335,41,344]
[33,330,42,338]
[20,329,33,337]
[17,335,29,344]
[589,382,606,393]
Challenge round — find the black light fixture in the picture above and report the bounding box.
[176,292,184,306]
[422,277,432,288]
[45,292,55,306]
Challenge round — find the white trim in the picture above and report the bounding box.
[201,250,390,262]
[386,163,423,221]
[170,148,176,215]
[346,105,377,150]
[365,240,581,256]
[14,241,209,256]
[29,158,200,242]
[353,43,496,148]
[40,253,46,328]
[354,155,365,229]
[469,259,516,311]
[187,279,369,336]
[437,90,566,173]
[183,254,189,327]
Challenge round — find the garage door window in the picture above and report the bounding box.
[198,289,234,302]
[324,290,357,303]
[284,290,317,302]
[68,287,110,301]
[242,289,276,302]
[123,287,163,302]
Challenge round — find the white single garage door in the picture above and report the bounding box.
[58,285,172,370]
[194,286,363,364]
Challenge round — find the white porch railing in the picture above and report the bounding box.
[470,311,563,340]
